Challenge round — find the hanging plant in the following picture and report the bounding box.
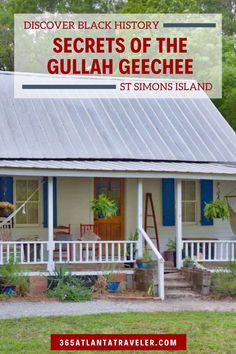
[204,199,230,221]
[90,193,118,219]
[0,202,15,217]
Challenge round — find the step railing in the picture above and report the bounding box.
[0,241,48,264]
[183,240,236,262]
[53,240,138,264]
[138,226,165,300]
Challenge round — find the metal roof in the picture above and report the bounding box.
[1,72,236,162]
[1,160,236,176]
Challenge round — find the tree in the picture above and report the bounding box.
[213,36,236,130]
[199,0,236,35]
[0,0,235,129]
[122,0,199,13]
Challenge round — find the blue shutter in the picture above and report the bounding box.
[43,177,57,227]
[0,177,13,202]
[200,180,213,226]
[162,178,175,226]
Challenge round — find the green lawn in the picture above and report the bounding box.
[0,312,235,353]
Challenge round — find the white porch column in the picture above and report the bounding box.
[137,178,143,258]
[47,177,55,272]
[175,179,183,269]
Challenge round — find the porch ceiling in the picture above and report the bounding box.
[1,160,236,180]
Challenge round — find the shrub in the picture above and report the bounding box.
[47,265,70,290]
[0,258,29,296]
[183,257,194,268]
[211,261,236,296]
[46,277,92,302]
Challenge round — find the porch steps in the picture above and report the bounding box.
[164,271,200,299]
[164,266,178,274]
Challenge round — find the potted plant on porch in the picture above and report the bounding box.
[163,240,176,267]
[124,230,138,268]
[183,257,195,269]
[90,193,118,219]
[0,202,14,218]
[136,248,156,269]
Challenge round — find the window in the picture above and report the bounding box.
[15,179,40,225]
[95,178,122,215]
[182,181,197,223]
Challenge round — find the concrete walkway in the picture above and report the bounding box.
[0,299,236,319]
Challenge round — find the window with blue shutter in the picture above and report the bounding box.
[200,180,213,226]
[162,178,175,226]
[43,177,57,227]
[0,177,13,202]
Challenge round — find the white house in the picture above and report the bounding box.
[1,71,236,299]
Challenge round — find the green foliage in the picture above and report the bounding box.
[211,261,236,296]
[183,257,194,268]
[0,258,29,296]
[90,193,118,218]
[122,0,199,14]
[121,0,236,35]
[166,239,176,251]
[0,0,235,131]
[0,258,22,285]
[142,247,152,261]
[204,199,230,220]
[1,312,236,354]
[47,277,92,301]
[47,264,71,289]
[126,229,138,258]
[213,36,236,131]
[46,264,92,301]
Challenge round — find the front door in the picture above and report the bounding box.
[94,178,124,241]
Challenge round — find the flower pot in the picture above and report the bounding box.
[0,209,12,217]
[136,260,156,269]
[3,285,16,295]
[107,281,120,293]
[163,251,176,267]
[188,261,195,269]
[97,212,105,219]
[163,250,173,262]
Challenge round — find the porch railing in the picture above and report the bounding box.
[0,240,137,265]
[53,240,138,264]
[139,226,165,300]
[0,241,48,264]
[182,240,236,262]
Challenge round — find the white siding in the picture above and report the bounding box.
[124,178,236,253]
[11,177,236,250]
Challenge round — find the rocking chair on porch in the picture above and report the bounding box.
[79,224,100,261]
[53,224,72,261]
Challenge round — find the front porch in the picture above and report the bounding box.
[1,163,236,300]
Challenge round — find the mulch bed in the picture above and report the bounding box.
[0,289,160,302]
[93,290,160,301]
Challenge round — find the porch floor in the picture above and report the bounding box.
[199,262,230,270]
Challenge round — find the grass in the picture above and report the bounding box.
[0,312,235,353]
